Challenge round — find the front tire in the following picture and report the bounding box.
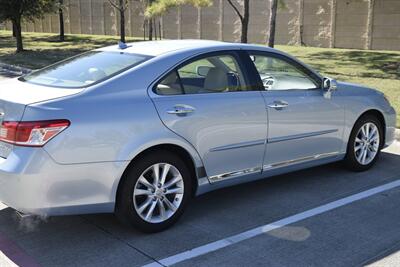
[116,150,192,233]
[345,114,383,172]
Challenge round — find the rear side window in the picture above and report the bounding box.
[21,51,151,88]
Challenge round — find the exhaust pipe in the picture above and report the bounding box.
[15,210,35,219]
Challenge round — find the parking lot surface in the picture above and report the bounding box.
[0,142,398,267]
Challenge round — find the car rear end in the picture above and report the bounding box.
[0,49,154,216]
[0,79,83,215]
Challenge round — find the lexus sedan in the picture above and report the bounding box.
[0,40,396,232]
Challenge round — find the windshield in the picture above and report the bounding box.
[20,51,152,89]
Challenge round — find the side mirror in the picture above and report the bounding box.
[196,66,211,77]
[323,77,337,99]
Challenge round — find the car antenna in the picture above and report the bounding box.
[118,41,131,50]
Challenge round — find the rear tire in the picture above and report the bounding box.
[344,114,383,172]
[115,150,192,233]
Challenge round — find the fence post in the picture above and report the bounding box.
[329,0,337,48]
[218,0,224,41]
[366,0,375,50]
[89,0,93,34]
[197,7,202,39]
[178,6,182,39]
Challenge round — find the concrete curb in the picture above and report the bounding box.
[0,63,31,76]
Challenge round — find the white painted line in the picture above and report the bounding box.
[0,251,18,267]
[142,179,400,267]
[0,203,7,211]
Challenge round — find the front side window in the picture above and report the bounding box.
[155,54,249,95]
[249,54,319,91]
[21,51,151,88]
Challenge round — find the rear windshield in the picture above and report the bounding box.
[20,51,152,89]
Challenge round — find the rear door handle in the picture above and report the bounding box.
[167,105,195,115]
[267,100,289,110]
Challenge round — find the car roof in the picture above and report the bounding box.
[96,39,276,57]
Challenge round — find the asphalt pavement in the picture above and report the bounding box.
[0,143,398,267]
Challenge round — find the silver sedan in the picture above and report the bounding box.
[0,40,396,232]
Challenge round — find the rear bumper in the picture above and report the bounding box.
[0,145,127,216]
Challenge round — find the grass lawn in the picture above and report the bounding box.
[0,31,143,69]
[0,30,399,126]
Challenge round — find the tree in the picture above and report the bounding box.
[0,0,57,52]
[108,0,129,43]
[58,0,65,42]
[225,0,249,43]
[146,0,212,17]
[267,0,278,47]
[147,0,155,40]
[145,0,212,40]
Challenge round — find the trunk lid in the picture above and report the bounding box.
[0,78,83,158]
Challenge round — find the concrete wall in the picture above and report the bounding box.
[1,0,399,51]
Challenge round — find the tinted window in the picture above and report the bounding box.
[250,54,319,90]
[21,51,151,88]
[155,54,249,95]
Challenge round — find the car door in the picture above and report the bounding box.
[149,51,267,182]
[246,51,345,170]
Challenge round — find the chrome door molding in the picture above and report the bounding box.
[209,139,266,152]
[267,129,339,144]
[263,151,341,171]
[209,167,262,183]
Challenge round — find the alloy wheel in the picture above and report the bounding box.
[133,163,184,224]
[354,122,380,165]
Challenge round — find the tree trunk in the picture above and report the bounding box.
[147,0,154,40]
[59,0,65,42]
[298,0,304,46]
[267,0,278,47]
[119,0,126,43]
[12,21,17,37]
[13,19,23,53]
[148,18,153,40]
[241,0,249,43]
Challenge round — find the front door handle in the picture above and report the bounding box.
[167,105,195,115]
[267,100,289,110]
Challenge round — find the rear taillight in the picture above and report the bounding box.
[0,120,70,147]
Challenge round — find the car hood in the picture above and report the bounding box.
[337,81,381,96]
